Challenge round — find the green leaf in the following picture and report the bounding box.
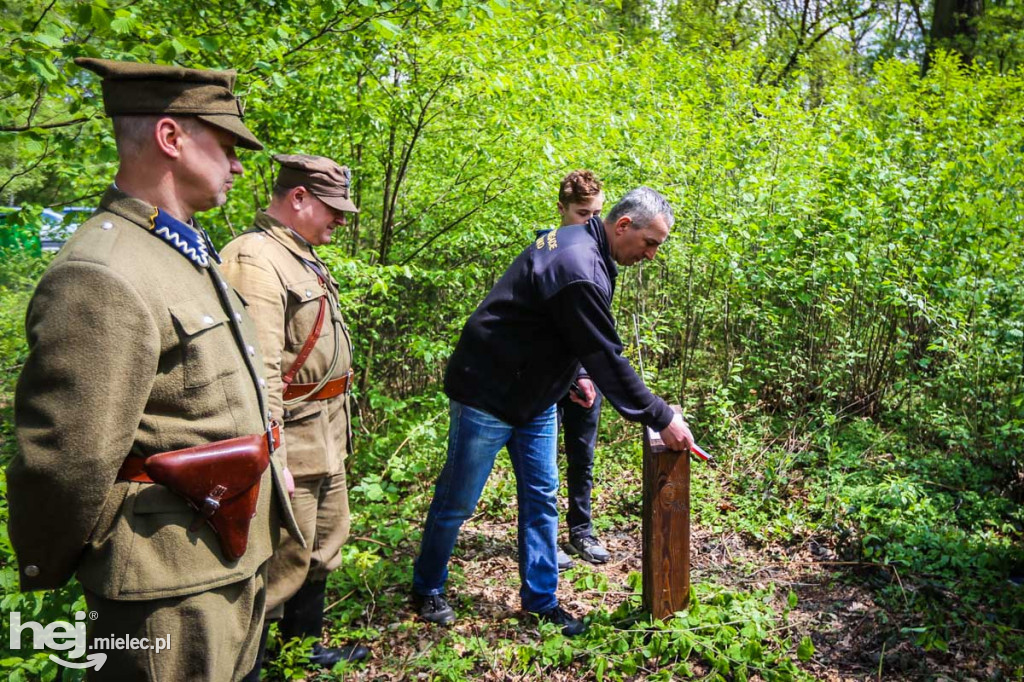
[110,12,138,35]
[25,55,59,83]
[32,31,63,49]
[543,141,555,163]
[796,636,815,662]
[198,36,220,52]
[371,18,403,39]
[177,36,202,53]
[90,4,112,31]
[156,40,178,60]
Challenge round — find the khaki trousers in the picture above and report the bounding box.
[83,564,267,681]
[266,470,350,617]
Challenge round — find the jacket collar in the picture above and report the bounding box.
[100,186,169,230]
[253,210,320,261]
[585,215,618,281]
[99,186,218,268]
[252,210,335,284]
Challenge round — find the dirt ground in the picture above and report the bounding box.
[320,509,1009,682]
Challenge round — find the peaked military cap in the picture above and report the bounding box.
[74,57,263,151]
[273,154,359,213]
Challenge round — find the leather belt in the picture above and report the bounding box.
[117,422,281,483]
[282,369,353,402]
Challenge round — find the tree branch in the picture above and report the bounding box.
[908,0,928,36]
[51,190,103,208]
[0,137,52,196]
[769,4,879,85]
[399,160,523,267]
[0,117,91,133]
[29,0,58,34]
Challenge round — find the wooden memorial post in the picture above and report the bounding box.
[642,404,691,618]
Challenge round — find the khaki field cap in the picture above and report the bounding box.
[274,154,359,213]
[73,57,263,151]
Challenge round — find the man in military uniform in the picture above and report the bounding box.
[221,154,367,678]
[7,58,300,681]
[412,187,695,636]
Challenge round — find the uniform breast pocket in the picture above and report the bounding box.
[169,299,240,389]
[284,278,332,346]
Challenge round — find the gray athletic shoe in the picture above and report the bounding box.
[557,548,574,572]
[567,535,610,564]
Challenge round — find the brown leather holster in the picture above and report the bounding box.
[117,424,280,561]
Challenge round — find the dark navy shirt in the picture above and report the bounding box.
[444,216,674,430]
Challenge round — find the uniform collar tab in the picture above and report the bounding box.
[100,186,219,268]
[148,208,219,268]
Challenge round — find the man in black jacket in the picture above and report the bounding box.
[412,187,694,635]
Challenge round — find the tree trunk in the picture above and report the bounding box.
[923,0,984,74]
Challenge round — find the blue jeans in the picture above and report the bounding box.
[413,400,559,613]
[557,390,602,540]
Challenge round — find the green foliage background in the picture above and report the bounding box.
[1,0,1023,679]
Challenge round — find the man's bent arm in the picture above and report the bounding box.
[9,261,159,590]
[547,282,674,431]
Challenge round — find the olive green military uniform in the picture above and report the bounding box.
[7,58,300,682]
[221,209,354,615]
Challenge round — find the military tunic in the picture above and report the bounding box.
[8,188,300,680]
[220,210,353,614]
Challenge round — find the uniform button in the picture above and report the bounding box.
[101,221,113,230]
[233,312,242,323]
[247,345,256,357]
[202,315,215,325]
[259,378,267,388]
[305,290,313,298]
[220,280,229,290]
[24,565,40,577]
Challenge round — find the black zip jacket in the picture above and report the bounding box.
[444,216,674,430]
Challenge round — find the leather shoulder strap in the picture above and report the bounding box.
[281,275,326,387]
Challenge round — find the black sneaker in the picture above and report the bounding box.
[567,534,610,564]
[535,604,586,636]
[413,593,456,626]
[309,641,369,666]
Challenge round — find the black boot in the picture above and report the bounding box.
[280,580,369,666]
[239,621,271,682]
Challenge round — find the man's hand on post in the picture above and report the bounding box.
[569,377,597,409]
[659,413,694,452]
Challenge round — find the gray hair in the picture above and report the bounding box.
[605,186,674,230]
